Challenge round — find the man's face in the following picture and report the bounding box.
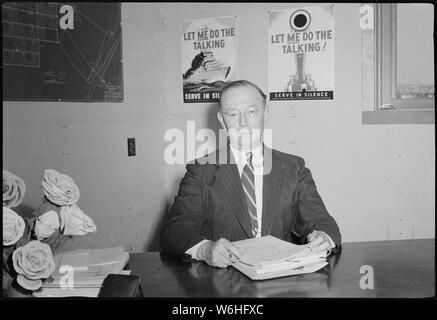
[218,85,269,151]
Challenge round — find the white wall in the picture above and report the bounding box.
[161,3,435,242]
[2,3,434,253]
[3,3,168,252]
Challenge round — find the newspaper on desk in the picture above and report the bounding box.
[33,246,130,297]
[231,235,329,280]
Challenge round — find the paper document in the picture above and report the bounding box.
[33,247,130,297]
[231,235,329,280]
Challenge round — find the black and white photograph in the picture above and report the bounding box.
[2,1,435,312]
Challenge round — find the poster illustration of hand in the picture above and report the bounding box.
[181,16,236,103]
[268,5,334,101]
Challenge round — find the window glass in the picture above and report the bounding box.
[396,4,434,102]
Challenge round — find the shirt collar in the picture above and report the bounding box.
[229,143,264,174]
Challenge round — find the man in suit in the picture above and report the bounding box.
[160,80,341,268]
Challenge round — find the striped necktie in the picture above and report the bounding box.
[242,152,258,237]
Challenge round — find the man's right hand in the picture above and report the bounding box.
[197,238,242,268]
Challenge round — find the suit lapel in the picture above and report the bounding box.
[262,147,283,235]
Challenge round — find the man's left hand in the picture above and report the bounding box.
[307,230,334,253]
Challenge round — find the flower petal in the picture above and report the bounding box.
[42,169,80,206]
[17,274,42,291]
[12,240,55,289]
[3,170,26,208]
[3,207,25,246]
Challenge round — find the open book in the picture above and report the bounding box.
[231,235,329,280]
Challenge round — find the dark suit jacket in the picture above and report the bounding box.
[160,145,341,256]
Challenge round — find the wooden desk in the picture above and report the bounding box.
[129,239,434,298]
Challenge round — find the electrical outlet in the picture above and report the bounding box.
[127,138,136,156]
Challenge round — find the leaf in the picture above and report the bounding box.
[2,273,13,290]
[32,197,60,218]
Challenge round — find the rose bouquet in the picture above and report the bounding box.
[2,169,96,295]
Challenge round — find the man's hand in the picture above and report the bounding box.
[197,238,242,268]
[307,230,334,253]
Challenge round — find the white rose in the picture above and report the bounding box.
[3,170,26,208]
[12,240,56,291]
[42,169,80,206]
[3,207,26,246]
[34,210,60,240]
[60,204,96,236]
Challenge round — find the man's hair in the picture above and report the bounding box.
[219,80,267,109]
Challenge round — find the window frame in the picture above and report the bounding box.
[361,3,434,124]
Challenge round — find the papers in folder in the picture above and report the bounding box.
[231,235,329,280]
[33,246,130,297]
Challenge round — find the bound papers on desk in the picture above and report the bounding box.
[33,246,130,297]
[231,235,329,280]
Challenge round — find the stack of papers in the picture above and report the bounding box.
[231,235,329,280]
[33,247,130,297]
